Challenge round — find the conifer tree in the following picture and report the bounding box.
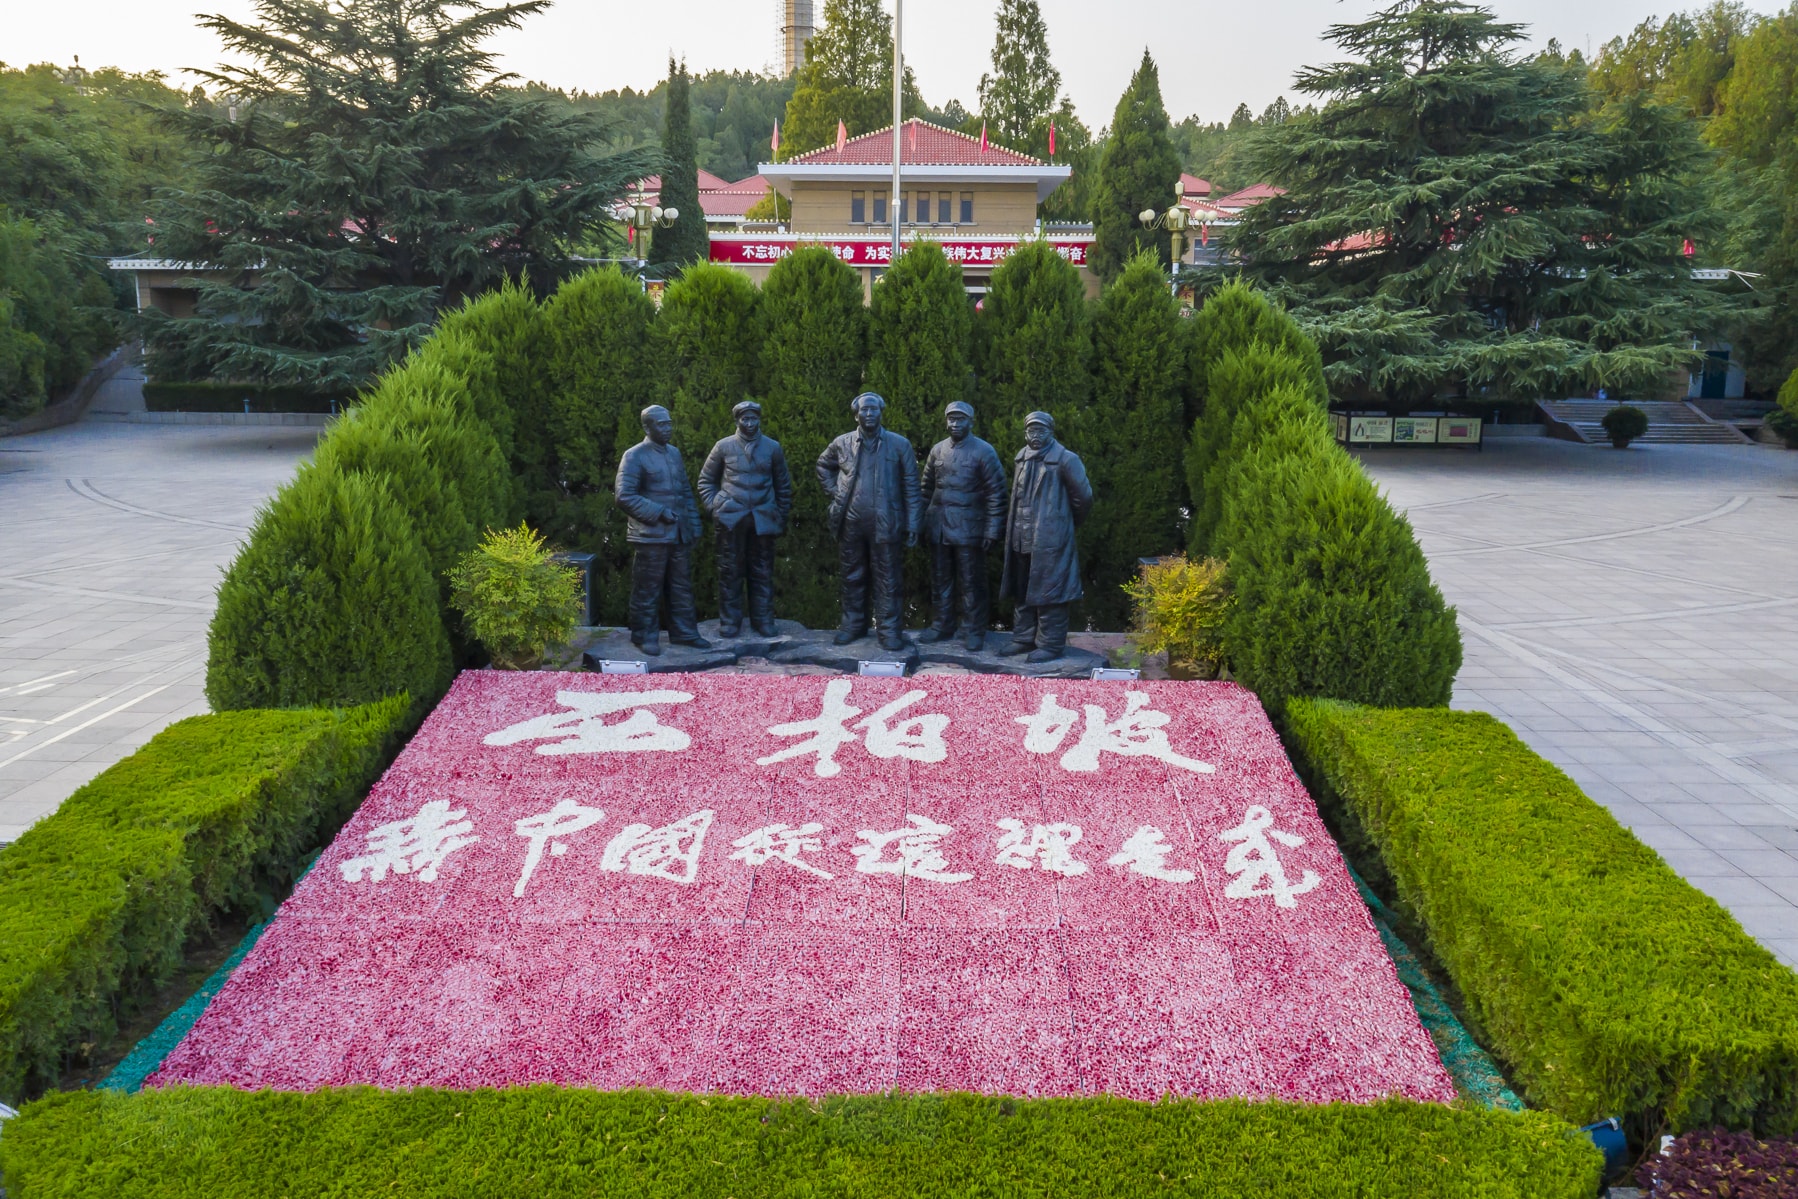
[866,241,974,444]
[759,246,868,626]
[138,0,654,393]
[975,240,1090,454]
[1187,343,1323,557]
[1231,0,1729,404]
[649,60,710,271]
[978,0,1062,149]
[1090,50,1181,281]
[780,0,927,156]
[1077,252,1187,627]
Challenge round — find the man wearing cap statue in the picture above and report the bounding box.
[1000,411,1093,663]
[816,391,922,651]
[698,400,792,637]
[918,400,1006,651]
[614,404,710,656]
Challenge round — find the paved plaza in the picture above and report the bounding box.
[1362,437,1798,968]
[0,418,320,842]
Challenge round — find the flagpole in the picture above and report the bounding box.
[891,0,902,266]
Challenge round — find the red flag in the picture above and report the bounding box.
[980,121,988,152]
[1200,223,1209,248]
[836,120,847,152]
[771,120,780,156]
[1048,120,1056,157]
[1682,238,1696,256]
[908,119,917,157]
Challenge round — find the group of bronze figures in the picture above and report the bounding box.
[614,394,1093,664]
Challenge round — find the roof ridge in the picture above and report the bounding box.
[790,117,1043,165]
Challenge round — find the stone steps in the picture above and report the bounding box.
[1536,400,1752,445]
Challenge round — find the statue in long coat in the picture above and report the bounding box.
[999,411,1093,663]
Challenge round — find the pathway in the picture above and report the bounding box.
[0,419,319,842]
[1361,437,1798,968]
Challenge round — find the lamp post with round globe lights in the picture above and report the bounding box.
[620,192,680,267]
[1138,179,1190,274]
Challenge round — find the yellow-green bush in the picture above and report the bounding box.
[449,524,583,669]
[1123,554,1231,676]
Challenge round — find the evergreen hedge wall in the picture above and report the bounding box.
[0,700,407,1105]
[0,1088,1600,1197]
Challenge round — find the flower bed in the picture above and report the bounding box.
[151,673,1453,1102]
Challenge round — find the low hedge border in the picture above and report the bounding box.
[0,1087,1599,1197]
[0,697,409,1105]
[1284,699,1798,1136]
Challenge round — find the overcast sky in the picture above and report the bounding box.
[5,0,1787,127]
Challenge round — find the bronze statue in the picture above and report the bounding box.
[698,400,793,637]
[919,400,1006,651]
[615,404,710,656]
[1000,411,1092,663]
[816,391,922,651]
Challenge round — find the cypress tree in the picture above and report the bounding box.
[1187,342,1325,556]
[1090,50,1182,282]
[649,60,711,272]
[975,240,1090,456]
[760,246,869,627]
[1077,252,1187,628]
[537,265,656,621]
[1184,279,1326,430]
[866,241,974,445]
[205,462,452,713]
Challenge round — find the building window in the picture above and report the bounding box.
[938,192,952,223]
[959,192,974,224]
[915,191,930,224]
[873,190,887,223]
[850,191,866,224]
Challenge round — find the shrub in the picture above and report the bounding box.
[0,1088,1600,1198]
[0,214,115,421]
[0,700,407,1104]
[1217,424,1459,711]
[1601,403,1650,448]
[654,262,763,454]
[1077,252,1189,628]
[865,240,972,445]
[1186,342,1325,556]
[140,381,345,413]
[1183,279,1325,433]
[1123,554,1230,677]
[448,524,583,669]
[1638,1129,1798,1196]
[975,239,1091,454]
[759,246,869,628]
[205,461,453,712]
[1771,368,1798,448]
[357,357,511,549]
[1284,700,1798,1135]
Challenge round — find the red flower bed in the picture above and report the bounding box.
[151,672,1454,1102]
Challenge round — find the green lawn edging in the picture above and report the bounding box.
[1284,699,1798,1136]
[0,1087,1600,1198]
[0,697,409,1105]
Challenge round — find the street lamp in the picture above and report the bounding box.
[622,197,680,266]
[1138,179,1190,268]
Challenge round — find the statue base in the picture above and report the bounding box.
[915,637,1106,679]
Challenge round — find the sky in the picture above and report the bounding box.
[4,0,1789,126]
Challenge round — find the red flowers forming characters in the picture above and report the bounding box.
[151,672,1455,1103]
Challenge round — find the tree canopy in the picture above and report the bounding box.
[138,0,655,392]
[779,0,927,157]
[977,0,1062,150]
[1228,0,1732,405]
[1090,51,1181,282]
[649,59,710,271]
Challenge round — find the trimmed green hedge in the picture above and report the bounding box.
[0,699,408,1105]
[1285,700,1798,1135]
[0,1087,1599,1197]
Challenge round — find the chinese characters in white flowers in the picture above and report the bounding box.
[757,678,948,778]
[600,810,715,884]
[851,814,974,883]
[1107,825,1196,883]
[994,818,1089,876]
[512,799,606,898]
[730,822,835,879]
[484,690,694,756]
[340,800,478,884]
[1015,690,1215,774]
[1219,805,1321,909]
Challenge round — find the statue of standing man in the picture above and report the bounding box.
[698,400,792,637]
[816,391,921,651]
[615,404,709,656]
[919,400,1006,651]
[1000,411,1093,663]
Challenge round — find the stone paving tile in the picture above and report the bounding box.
[0,419,317,842]
[1364,438,1798,968]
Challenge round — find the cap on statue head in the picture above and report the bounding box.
[732,400,762,419]
[640,404,670,422]
[944,401,975,419]
[850,391,886,411]
[1025,410,1054,430]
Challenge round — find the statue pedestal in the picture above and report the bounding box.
[766,630,921,674]
[915,637,1105,679]
[577,623,1113,678]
